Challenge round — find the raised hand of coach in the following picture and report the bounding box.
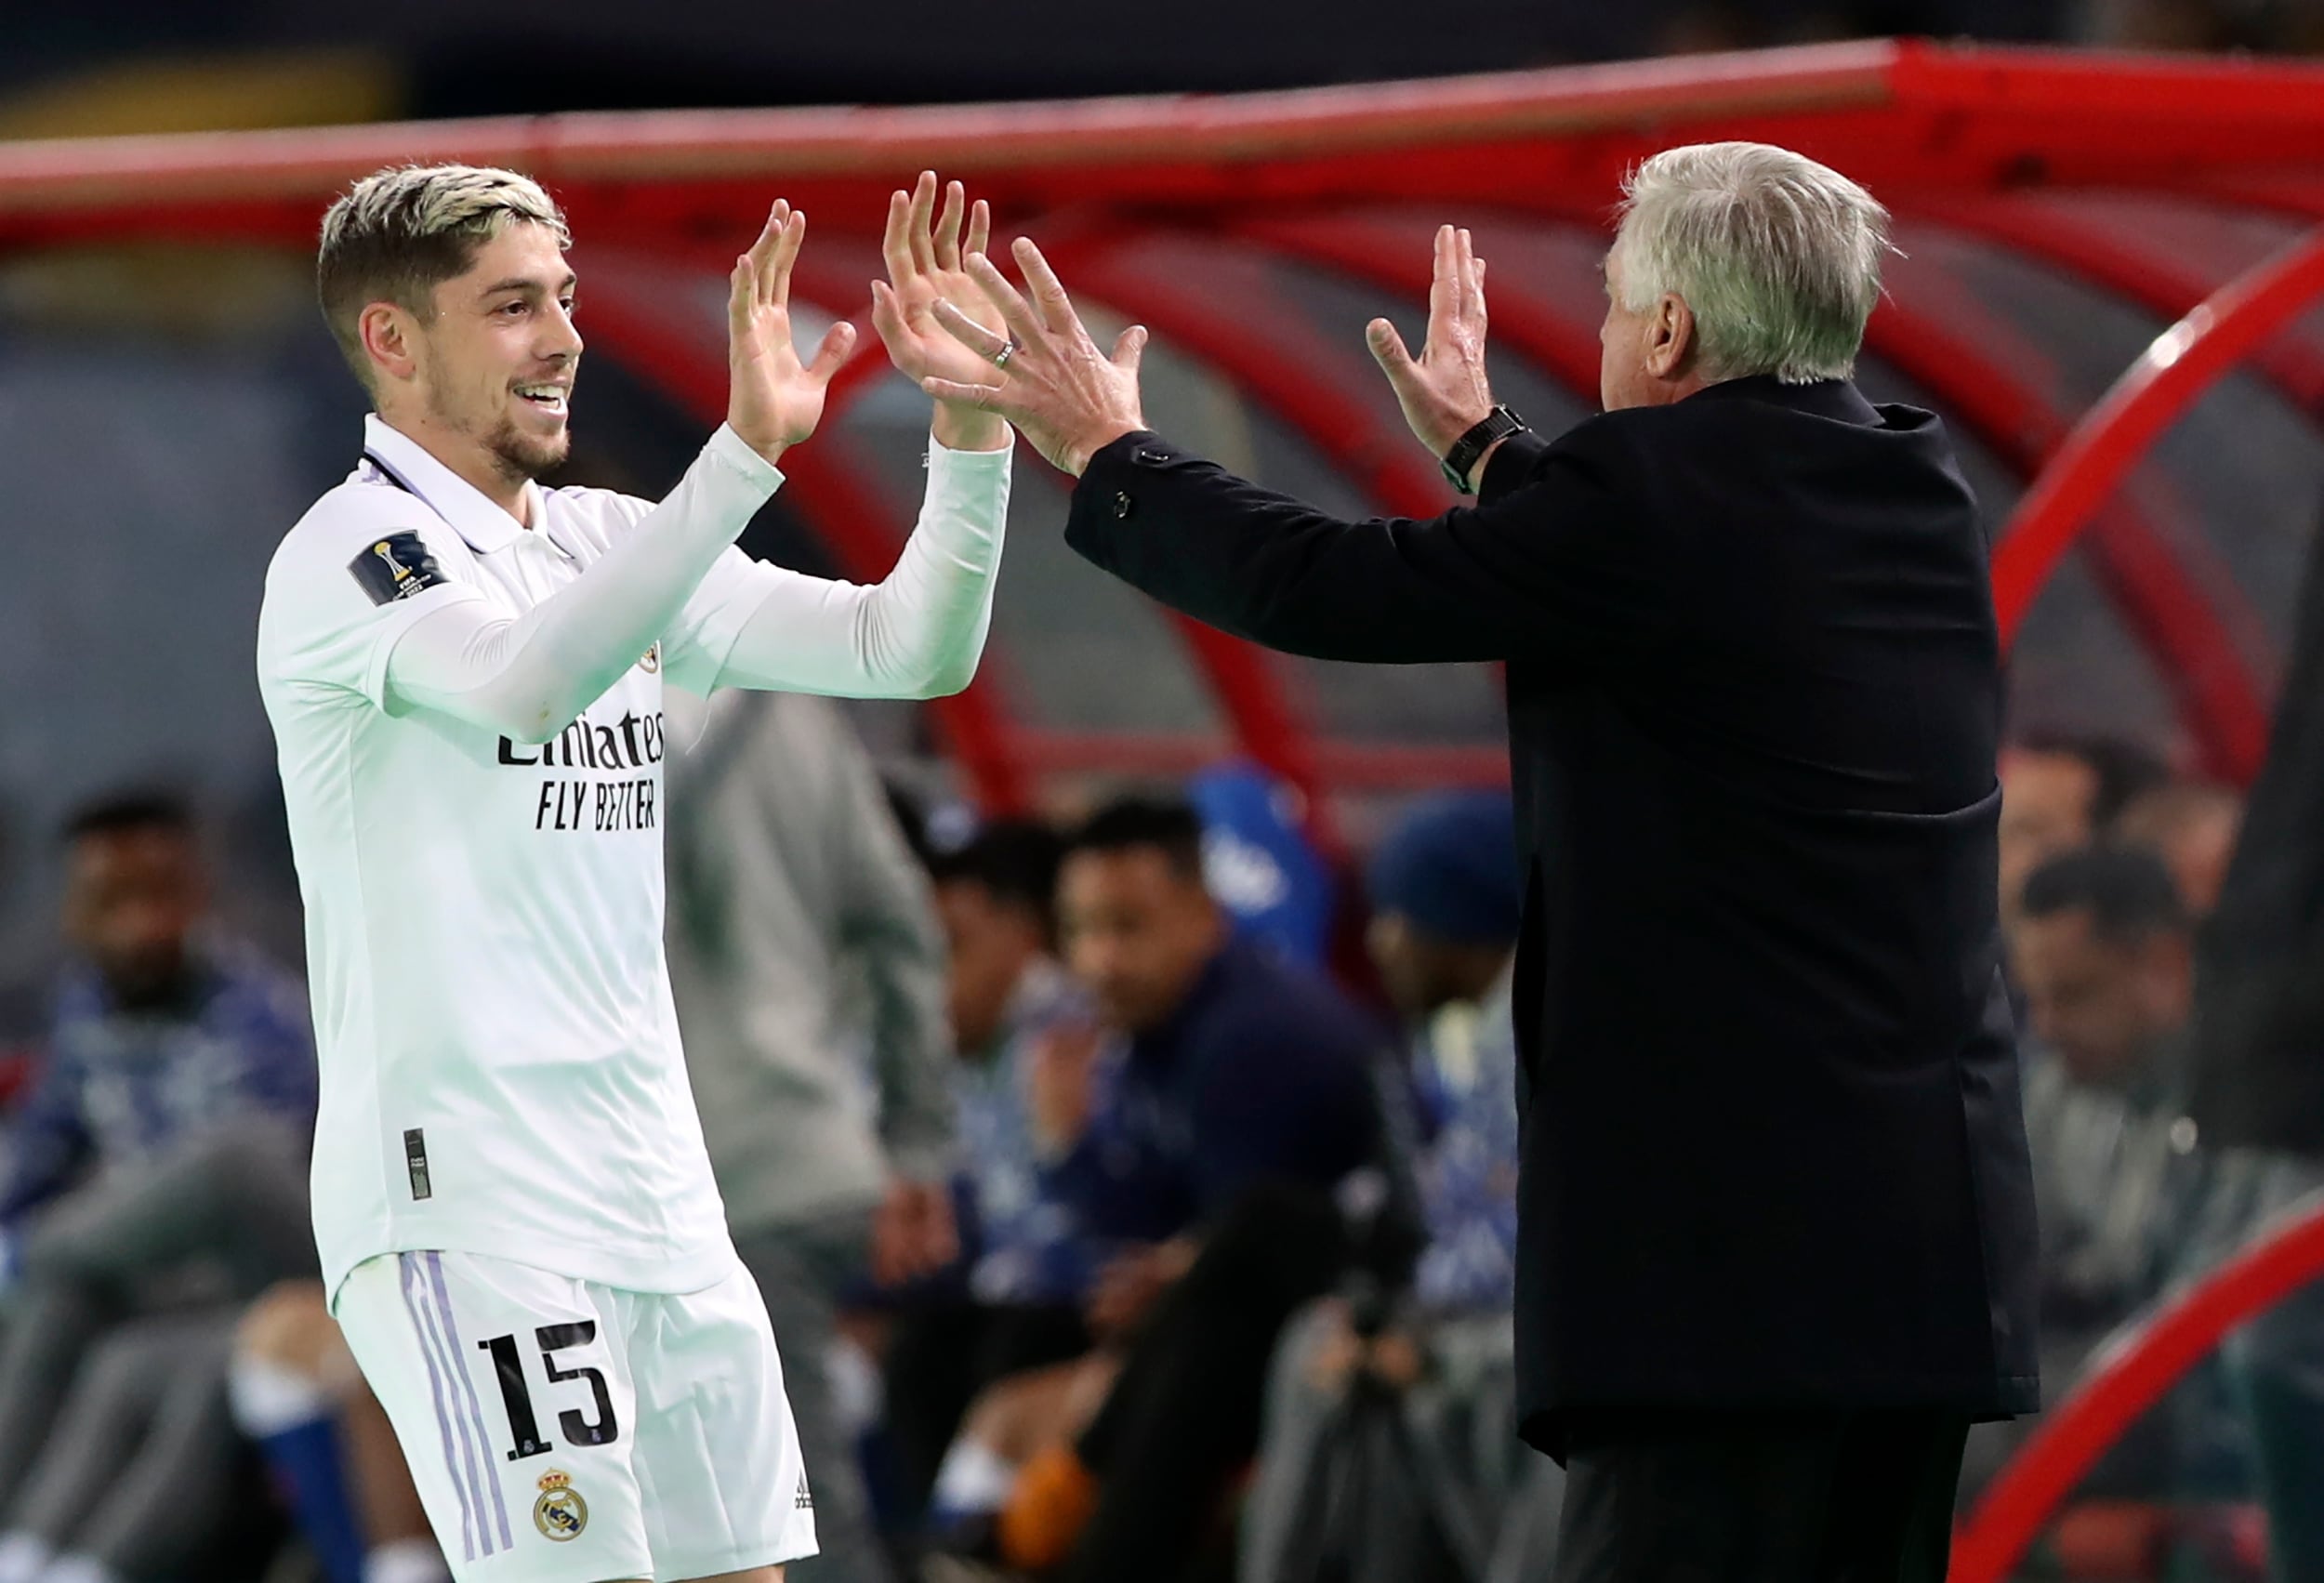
[920,237,1150,476]
[871,171,1011,453]
[727,199,857,465]
[1367,223,1499,482]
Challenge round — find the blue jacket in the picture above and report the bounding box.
[1044,938,1389,1247]
[2,941,316,1227]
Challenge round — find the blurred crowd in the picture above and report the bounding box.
[0,691,1543,1583]
[0,689,2317,1583]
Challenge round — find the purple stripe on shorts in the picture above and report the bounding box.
[407,1253,501,1558]
[428,1251,517,1552]
[397,1254,477,1563]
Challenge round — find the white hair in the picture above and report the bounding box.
[1612,142,1891,385]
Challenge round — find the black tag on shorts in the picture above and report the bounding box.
[349,531,451,605]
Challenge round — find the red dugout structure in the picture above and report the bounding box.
[9,47,2324,1567]
[12,37,2324,817]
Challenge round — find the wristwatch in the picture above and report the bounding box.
[1440,404,1528,495]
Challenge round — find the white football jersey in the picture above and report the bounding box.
[257,416,992,1300]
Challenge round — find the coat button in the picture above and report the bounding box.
[1114,492,1133,519]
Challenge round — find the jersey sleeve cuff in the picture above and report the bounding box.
[706,424,787,495]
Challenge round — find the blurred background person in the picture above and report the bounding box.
[0,792,318,1583]
[228,1280,446,1583]
[2116,777,2244,919]
[953,796,1395,1583]
[1240,789,1552,1583]
[881,819,1102,1532]
[1969,844,2208,1510]
[665,689,960,1583]
[1998,732,2171,928]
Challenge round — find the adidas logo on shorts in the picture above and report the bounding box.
[795,1474,813,1511]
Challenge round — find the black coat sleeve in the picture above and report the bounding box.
[1063,426,1666,666]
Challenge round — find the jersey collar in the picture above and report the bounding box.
[361,414,544,555]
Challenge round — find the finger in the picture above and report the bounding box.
[919,375,1005,411]
[907,170,939,278]
[743,204,785,294]
[1428,223,1458,336]
[868,278,910,356]
[962,251,1047,350]
[1367,316,1418,378]
[880,189,915,287]
[967,198,991,261]
[931,297,1010,357]
[728,255,756,345]
[1011,236,1078,337]
[1458,227,1484,317]
[805,319,858,384]
[765,209,807,310]
[1111,323,1149,374]
[934,178,966,271]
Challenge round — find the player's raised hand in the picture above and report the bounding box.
[1367,224,1496,465]
[727,200,858,464]
[871,172,1010,452]
[920,237,1149,477]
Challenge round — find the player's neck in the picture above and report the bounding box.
[379,410,534,527]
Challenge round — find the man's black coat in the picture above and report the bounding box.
[1063,376,2040,1452]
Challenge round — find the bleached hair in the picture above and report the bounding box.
[316,164,571,389]
[1613,142,1891,385]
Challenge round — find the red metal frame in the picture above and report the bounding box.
[1860,303,2276,782]
[1906,195,2324,410]
[9,43,2324,810]
[1991,226,2324,647]
[1953,1194,2324,1581]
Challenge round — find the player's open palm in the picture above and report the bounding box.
[727,200,857,461]
[872,172,1005,392]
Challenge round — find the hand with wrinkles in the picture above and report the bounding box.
[918,236,1150,477]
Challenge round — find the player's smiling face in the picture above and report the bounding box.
[413,221,582,484]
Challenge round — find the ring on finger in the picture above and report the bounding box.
[993,336,1021,368]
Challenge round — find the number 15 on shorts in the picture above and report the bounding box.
[481,1322,621,1459]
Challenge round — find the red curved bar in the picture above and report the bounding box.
[1860,306,2274,783]
[574,259,1034,813]
[1953,1194,2324,1581]
[1991,225,2324,642]
[1029,241,1469,841]
[1906,195,2324,410]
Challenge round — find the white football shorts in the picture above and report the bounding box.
[336,1248,818,1582]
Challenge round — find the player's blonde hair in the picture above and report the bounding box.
[316,164,572,390]
[1612,141,1891,385]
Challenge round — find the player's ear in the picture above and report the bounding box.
[360,300,423,387]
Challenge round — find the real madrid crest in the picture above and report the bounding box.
[534,1469,588,1541]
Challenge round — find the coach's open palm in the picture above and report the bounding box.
[1367,224,1496,461]
[727,201,858,462]
[873,173,1011,451]
[921,238,1150,476]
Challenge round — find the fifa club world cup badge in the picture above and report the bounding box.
[534,1469,588,1541]
[638,642,660,674]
